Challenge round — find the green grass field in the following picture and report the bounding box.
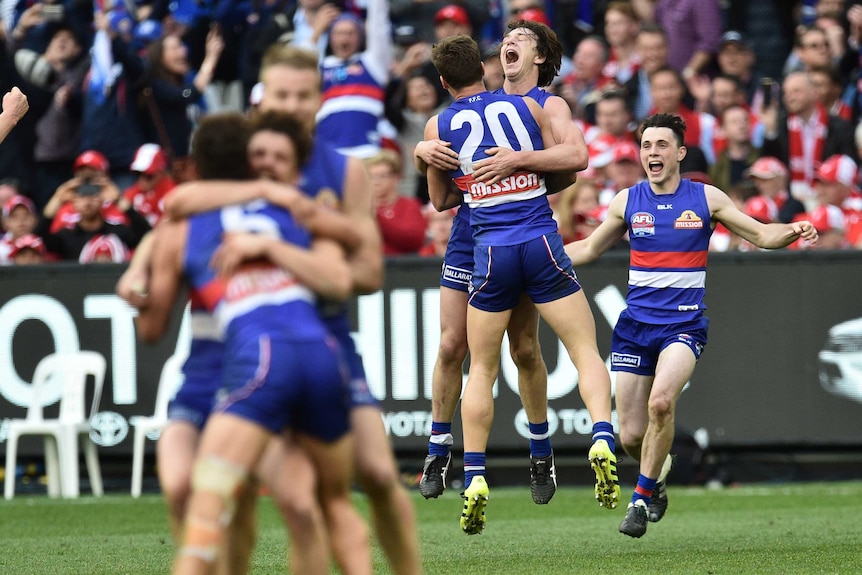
[2,482,861,574]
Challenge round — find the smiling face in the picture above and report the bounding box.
[640,126,686,188]
[247,130,299,184]
[260,64,322,133]
[329,18,362,59]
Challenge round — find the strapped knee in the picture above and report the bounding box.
[180,456,249,564]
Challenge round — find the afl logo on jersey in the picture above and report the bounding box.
[674,210,704,229]
[630,212,655,236]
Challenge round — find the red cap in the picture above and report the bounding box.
[815,154,858,187]
[2,194,35,219]
[435,5,470,27]
[516,8,551,26]
[612,140,639,163]
[588,134,616,169]
[745,157,788,179]
[808,204,846,233]
[583,205,608,226]
[79,234,130,263]
[9,233,45,257]
[74,150,110,173]
[744,196,777,223]
[131,144,169,175]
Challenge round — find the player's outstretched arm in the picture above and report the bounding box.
[706,185,819,248]
[210,234,353,302]
[564,189,630,266]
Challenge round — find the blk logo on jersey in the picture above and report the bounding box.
[674,210,704,229]
[630,212,656,236]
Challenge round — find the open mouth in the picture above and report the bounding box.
[505,49,519,65]
[648,161,663,175]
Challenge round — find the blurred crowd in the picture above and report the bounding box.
[2,0,862,266]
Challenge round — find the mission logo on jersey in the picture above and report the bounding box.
[674,210,704,229]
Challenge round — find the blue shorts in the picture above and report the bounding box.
[440,211,473,292]
[216,334,351,442]
[610,309,709,376]
[331,328,379,408]
[468,233,582,312]
[167,376,217,430]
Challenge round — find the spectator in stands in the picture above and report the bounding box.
[709,104,760,193]
[316,0,392,159]
[650,0,722,79]
[813,154,862,215]
[419,204,456,257]
[78,232,130,263]
[390,1,489,45]
[761,70,857,207]
[714,31,763,107]
[625,23,670,121]
[0,194,39,263]
[413,4,474,106]
[555,179,600,243]
[39,174,150,260]
[700,74,766,155]
[743,157,806,225]
[808,63,854,122]
[114,26,224,177]
[784,24,837,76]
[601,1,642,87]
[803,203,848,249]
[7,233,47,265]
[14,25,89,210]
[558,35,612,123]
[366,150,426,256]
[588,90,636,146]
[122,144,176,227]
[602,140,645,204]
[482,46,504,92]
[648,65,717,164]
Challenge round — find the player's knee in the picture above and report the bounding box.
[190,455,249,525]
[618,429,644,457]
[647,395,675,422]
[437,333,468,367]
[160,472,192,520]
[272,486,320,533]
[356,457,400,499]
[508,335,542,370]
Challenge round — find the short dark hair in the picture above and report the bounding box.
[249,111,313,169]
[431,35,484,90]
[191,113,253,180]
[641,113,687,147]
[504,20,563,87]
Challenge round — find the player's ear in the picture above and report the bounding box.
[678,145,687,162]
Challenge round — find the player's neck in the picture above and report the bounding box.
[650,173,681,195]
[451,82,487,101]
[503,69,539,96]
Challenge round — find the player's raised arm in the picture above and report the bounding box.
[706,184,818,248]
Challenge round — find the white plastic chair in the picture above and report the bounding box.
[4,351,107,499]
[129,354,185,497]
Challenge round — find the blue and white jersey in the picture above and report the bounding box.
[493,85,553,107]
[624,179,714,324]
[184,201,325,343]
[437,91,556,246]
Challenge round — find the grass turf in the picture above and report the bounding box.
[1,482,860,574]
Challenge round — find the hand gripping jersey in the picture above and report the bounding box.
[624,179,714,324]
[437,91,556,246]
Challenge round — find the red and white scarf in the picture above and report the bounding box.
[787,104,827,184]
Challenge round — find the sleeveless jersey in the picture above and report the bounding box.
[492,85,553,107]
[316,53,385,158]
[437,91,555,246]
[184,201,324,343]
[624,179,713,324]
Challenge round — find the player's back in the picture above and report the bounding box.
[438,90,555,246]
[183,201,326,344]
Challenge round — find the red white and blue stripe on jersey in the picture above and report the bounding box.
[316,54,385,158]
[624,179,713,324]
[437,91,555,246]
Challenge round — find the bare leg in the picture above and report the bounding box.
[257,436,330,575]
[506,294,547,425]
[431,287,469,424]
[614,371,653,462]
[297,432,372,575]
[157,421,199,544]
